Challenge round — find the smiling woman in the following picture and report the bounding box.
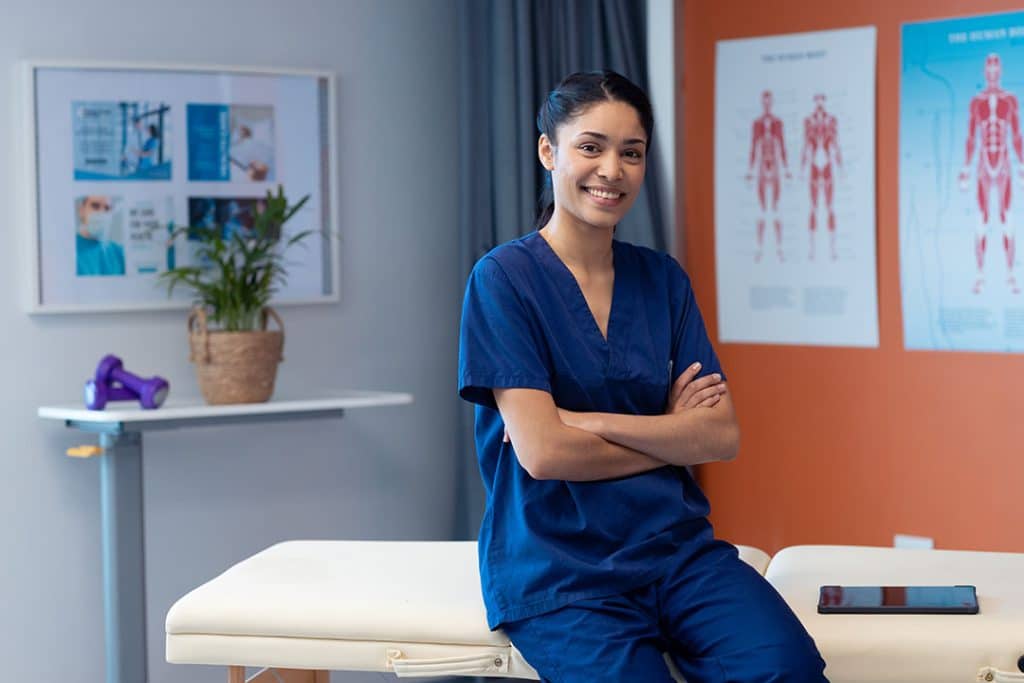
[539,99,647,232]
[533,72,654,233]
[457,70,827,683]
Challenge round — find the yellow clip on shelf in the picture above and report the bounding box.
[66,445,104,458]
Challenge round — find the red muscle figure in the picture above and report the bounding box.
[801,93,842,261]
[959,53,1023,294]
[747,90,790,262]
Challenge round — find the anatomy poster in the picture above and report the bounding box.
[902,12,1024,352]
[715,27,878,347]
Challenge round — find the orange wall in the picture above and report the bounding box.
[677,0,1024,554]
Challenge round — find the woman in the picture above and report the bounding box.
[137,123,161,171]
[458,71,826,682]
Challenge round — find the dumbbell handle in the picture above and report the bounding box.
[104,383,138,401]
[110,366,143,388]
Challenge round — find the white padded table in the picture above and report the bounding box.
[765,545,1024,682]
[170,541,1024,681]
[167,540,770,680]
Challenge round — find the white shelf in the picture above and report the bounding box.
[39,390,413,425]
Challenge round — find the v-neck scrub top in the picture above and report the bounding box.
[458,232,724,630]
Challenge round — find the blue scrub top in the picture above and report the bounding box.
[138,136,158,170]
[76,234,125,276]
[458,232,724,629]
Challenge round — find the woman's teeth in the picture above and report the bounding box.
[585,187,622,200]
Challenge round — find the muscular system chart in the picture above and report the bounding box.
[715,27,878,347]
[902,11,1024,352]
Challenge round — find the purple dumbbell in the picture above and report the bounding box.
[84,355,169,410]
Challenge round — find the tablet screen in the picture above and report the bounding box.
[818,585,978,614]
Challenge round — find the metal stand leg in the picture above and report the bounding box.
[99,431,147,683]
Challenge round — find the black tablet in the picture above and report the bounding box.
[817,585,979,614]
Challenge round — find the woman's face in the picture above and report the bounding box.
[539,99,647,232]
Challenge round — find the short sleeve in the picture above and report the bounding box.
[667,256,724,382]
[458,257,552,410]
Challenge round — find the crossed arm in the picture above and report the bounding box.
[494,362,739,482]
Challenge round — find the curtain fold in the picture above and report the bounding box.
[453,0,666,542]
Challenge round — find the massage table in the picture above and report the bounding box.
[166,541,1024,682]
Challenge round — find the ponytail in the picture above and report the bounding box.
[534,174,554,230]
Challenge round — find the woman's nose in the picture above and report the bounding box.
[598,153,623,180]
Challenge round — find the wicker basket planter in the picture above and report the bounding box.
[188,307,284,405]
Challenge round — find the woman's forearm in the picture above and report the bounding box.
[564,404,740,467]
[494,387,671,483]
[526,422,668,481]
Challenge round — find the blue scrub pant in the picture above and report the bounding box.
[502,540,827,682]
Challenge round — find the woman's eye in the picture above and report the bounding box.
[624,149,643,160]
[579,144,599,154]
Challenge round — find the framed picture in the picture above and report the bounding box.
[19,61,339,313]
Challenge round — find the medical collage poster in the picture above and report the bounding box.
[28,64,335,312]
[714,27,878,347]
[901,12,1024,353]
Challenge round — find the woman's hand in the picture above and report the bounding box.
[668,362,727,413]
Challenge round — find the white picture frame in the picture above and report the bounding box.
[18,60,340,313]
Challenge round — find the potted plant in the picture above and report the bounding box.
[160,185,313,404]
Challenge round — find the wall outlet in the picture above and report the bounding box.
[893,533,934,549]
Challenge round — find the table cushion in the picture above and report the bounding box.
[766,544,1024,682]
[167,541,538,677]
[167,540,768,678]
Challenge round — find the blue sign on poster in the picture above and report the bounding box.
[187,104,231,181]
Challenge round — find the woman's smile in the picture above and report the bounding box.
[582,185,626,207]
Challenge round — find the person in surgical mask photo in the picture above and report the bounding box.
[75,195,125,276]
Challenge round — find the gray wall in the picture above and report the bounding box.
[0,1,461,682]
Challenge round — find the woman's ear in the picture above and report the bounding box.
[538,134,555,171]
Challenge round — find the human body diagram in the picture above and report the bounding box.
[959,53,1024,294]
[746,91,791,262]
[801,94,843,261]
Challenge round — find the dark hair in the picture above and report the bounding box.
[534,70,654,230]
[148,124,160,138]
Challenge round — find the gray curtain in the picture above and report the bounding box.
[453,0,667,540]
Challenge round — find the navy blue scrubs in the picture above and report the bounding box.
[458,233,825,682]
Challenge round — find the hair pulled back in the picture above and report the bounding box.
[534,70,653,230]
